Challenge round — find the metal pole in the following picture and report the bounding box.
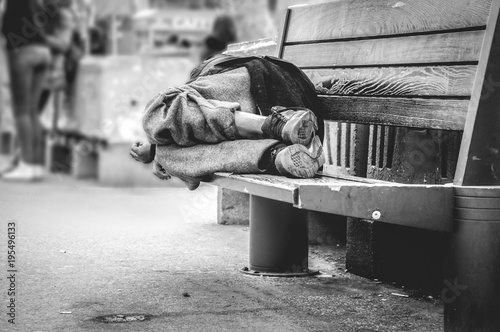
[245,195,316,277]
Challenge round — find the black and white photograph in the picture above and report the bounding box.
[1,0,499,331]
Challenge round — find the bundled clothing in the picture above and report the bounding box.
[187,55,324,139]
[142,55,323,189]
[143,67,251,146]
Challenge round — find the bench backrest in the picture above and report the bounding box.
[276,0,493,132]
[276,0,500,186]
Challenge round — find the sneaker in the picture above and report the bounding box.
[1,161,39,182]
[0,150,20,175]
[261,106,318,146]
[0,160,17,176]
[273,135,325,178]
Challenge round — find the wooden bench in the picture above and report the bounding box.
[211,0,500,330]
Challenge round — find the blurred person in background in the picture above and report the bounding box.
[88,25,106,55]
[39,0,85,122]
[1,0,75,181]
[198,14,237,62]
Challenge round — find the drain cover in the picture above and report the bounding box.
[94,314,152,323]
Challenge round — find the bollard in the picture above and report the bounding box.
[244,195,317,277]
[445,186,500,331]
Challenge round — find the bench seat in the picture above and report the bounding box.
[211,172,453,231]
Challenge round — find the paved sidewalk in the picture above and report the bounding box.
[0,175,442,331]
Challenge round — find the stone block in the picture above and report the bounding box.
[346,217,448,290]
[217,188,249,225]
[72,141,98,179]
[307,211,346,246]
[346,218,376,279]
[47,143,72,174]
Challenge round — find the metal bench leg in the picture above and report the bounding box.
[242,195,318,277]
[445,189,500,331]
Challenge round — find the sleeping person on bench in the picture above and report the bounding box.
[130,55,326,190]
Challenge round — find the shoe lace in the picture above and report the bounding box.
[266,143,286,174]
[265,110,287,139]
[270,143,286,159]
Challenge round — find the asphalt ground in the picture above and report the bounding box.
[0,174,443,331]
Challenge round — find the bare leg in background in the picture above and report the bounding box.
[2,45,51,180]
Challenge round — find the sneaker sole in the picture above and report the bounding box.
[275,136,325,178]
[282,110,318,146]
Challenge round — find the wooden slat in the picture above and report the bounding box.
[225,37,277,57]
[298,182,453,231]
[210,173,298,204]
[307,66,476,97]
[317,171,391,184]
[210,172,387,205]
[282,31,484,68]
[375,125,384,167]
[368,125,377,167]
[319,95,468,130]
[276,8,291,58]
[455,0,500,186]
[286,0,491,43]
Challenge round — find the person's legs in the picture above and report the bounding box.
[2,45,51,180]
[186,67,319,145]
[137,73,324,188]
[271,136,325,178]
[38,89,51,114]
[30,56,50,166]
[234,107,318,146]
[233,111,265,138]
[153,139,281,190]
[131,137,325,190]
[7,48,35,164]
[143,85,318,147]
[134,107,321,164]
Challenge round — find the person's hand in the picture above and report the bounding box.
[130,142,155,164]
[153,161,171,180]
